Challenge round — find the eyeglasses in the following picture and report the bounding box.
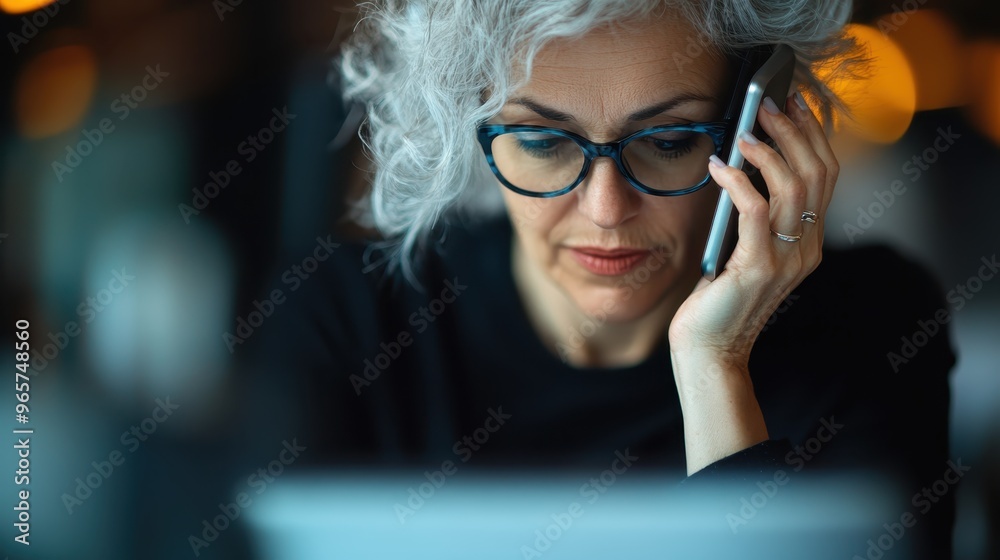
[477,122,731,198]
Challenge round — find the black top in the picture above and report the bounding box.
[243,214,956,558]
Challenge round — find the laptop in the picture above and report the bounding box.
[244,470,903,560]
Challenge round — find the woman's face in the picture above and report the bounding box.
[496,15,729,323]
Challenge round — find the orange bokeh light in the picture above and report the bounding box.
[0,0,57,15]
[879,10,967,110]
[821,24,917,144]
[965,42,1000,146]
[14,44,98,139]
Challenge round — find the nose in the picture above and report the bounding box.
[576,157,641,229]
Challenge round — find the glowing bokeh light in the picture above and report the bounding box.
[966,42,1000,146]
[14,44,98,139]
[0,0,56,14]
[880,10,967,110]
[820,24,917,144]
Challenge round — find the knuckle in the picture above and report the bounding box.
[803,159,827,185]
[728,169,755,192]
[760,147,784,168]
[721,164,743,182]
[826,152,841,173]
[744,198,770,220]
[782,178,807,207]
[826,160,841,184]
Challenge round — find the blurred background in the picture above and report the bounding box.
[0,0,997,558]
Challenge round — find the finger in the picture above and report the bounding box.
[785,91,840,216]
[735,131,805,242]
[783,92,837,256]
[707,155,772,255]
[756,96,827,221]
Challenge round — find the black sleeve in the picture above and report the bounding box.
[681,439,794,483]
[676,246,957,560]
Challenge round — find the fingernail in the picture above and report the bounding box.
[709,154,727,168]
[762,96,780,115]
[738,131,759,145]
[793,91,809,112]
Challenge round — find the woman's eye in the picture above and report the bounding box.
[513,134,567,158]
[645,135,696,160]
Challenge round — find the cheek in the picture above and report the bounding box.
[641,185,719,251]
[682,185,719,238]
[504,193,545,231]
[501,187,571,253]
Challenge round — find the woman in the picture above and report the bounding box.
[250,0,955,557]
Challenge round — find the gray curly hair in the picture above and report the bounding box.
[338,0,861,277]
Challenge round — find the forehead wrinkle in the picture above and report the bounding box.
[534,47,686,76]
[523,69,722,132]
[531,46,724,96]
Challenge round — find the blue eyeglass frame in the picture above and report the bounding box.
[476,121,732,198]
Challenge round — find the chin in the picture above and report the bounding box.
[562,268,681,324]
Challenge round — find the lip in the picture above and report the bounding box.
[568,246,651,276]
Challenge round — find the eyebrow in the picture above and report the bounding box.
[507,93,718,123]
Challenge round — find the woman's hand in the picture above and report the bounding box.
[668,92,840,475]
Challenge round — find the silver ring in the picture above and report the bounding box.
[801,211,818,224]
[771,229,802,242]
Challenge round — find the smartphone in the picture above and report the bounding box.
[701,44,796,280]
